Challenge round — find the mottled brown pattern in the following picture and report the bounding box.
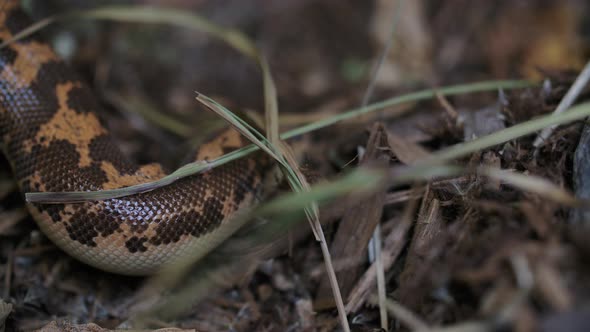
[0,1,275,275]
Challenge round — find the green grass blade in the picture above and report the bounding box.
[389,101,590,185]
[282,80,534,139]
[27,80,534,203]
[423,101,590,165]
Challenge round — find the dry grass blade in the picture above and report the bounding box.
[278,142,321,238]
[197,94,328,268]
[198,86,348,329]
[195,93,282,163]
[261,58,280,146]
[369,295,429,331]
[316,227,350,332]
[256,56,350,329]
[196,90,352,330]
[392,165,582,206]
[481,167,582,206]
[197,50,348,328]
[195,93,321,237]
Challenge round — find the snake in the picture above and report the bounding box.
[0,0,276,275]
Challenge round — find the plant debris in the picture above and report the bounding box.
[2,1,590,331]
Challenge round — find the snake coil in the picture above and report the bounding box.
[0,1,273,275]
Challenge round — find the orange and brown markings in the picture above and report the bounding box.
[195,128,247,161]
[30,155,263,254]
[0,3,59,90]
[23,82,106,163]
[18,139,108,193]
[0,41,58,90]
[100,163,166,190]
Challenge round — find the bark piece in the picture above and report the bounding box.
[314,124,388,309]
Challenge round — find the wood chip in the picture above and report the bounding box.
[314,123,388,309]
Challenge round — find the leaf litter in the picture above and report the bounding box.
[2,1,590,331]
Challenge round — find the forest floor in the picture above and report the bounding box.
[2,1,590,331]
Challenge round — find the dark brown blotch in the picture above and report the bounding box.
[65,209,98,247]
[65,205,122,247]
[233,169,257,206]
[0,43,18,68]
[3,7,41,39]
[66,84,100,115]
[15,140,108,192]
[125,236,148,253]
[147,196,225,247]
[35,203,66,223]
[89,135,139,175]
[198,197,224,233]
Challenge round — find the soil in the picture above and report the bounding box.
[2,1,590,331]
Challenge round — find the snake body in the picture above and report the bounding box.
[0,1,274,275]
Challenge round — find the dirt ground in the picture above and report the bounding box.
[1,0,590,331]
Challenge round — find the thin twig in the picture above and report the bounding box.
[360,0,404,107]
[373,223,388,329]
[360,0,404,328]
[370,295,429,331]
[435,91,459,120]
[533,59,590,149]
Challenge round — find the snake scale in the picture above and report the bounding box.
[0,0,275,275]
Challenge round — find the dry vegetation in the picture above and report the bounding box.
[1,1,590,331]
